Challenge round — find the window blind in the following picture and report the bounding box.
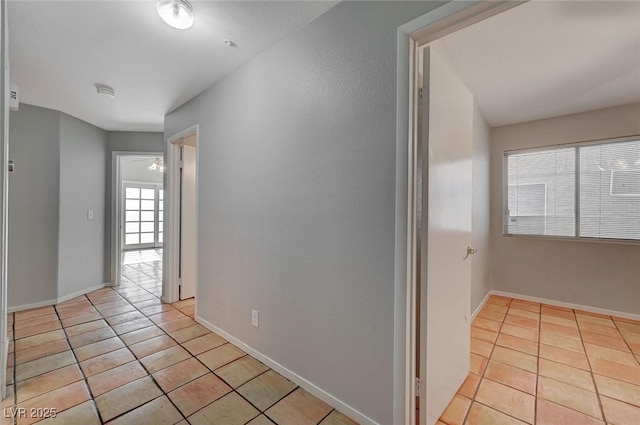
[506,148,575,236]
[579,139,640,240]
[505,138,640,242]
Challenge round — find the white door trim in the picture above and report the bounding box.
[0,0,9,400]
[394,2,524,424]
[110,151,163,288]
[164,125,199,304]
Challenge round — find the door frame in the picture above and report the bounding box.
[164,125,199,304]
[111,151,164,287]
[394,2,524,424]
[0,0,9,400]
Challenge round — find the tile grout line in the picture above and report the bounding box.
[118,269,305,422]
[610,317,640,367]
[10,312,16,425]
[504,299,538,425]
[84,289,189,425]
[316,408,336,425]
[53,296,106,425]
[119,256,163,299]
[85,276,201,423]
[12,308,81,402]
[466,298,612,425]
[465,299,545,425]
[533,302,542,425]
[476,298,540,425]
[576,311,608,424]
[461,297,512,425]
[9,266,342,425]
[91,285,286,424]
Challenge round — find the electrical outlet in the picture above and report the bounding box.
[251,309,259,328]
[87,210,94,220]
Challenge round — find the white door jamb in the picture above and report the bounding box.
[164,125,199,305]
[394,2,523,424]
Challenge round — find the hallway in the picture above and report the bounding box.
[4,287,356,425]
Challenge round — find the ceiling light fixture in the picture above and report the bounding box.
[148,157,165,172]
[157,0,194,30]
[96,84,115,99]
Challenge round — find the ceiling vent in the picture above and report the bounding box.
[96,84,115,99]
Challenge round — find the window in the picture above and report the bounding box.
[123,183,164,249]
[504,138,640,242]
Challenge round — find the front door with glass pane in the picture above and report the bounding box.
[123,183,164,250]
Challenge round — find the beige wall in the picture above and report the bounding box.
[490,103,640,315]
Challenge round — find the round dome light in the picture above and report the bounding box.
[157,0,194,30]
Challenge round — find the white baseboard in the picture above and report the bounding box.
[57,283,108,304]
[8,283,109,313]
[196,316,379,425]
[471,290,492,322]
[489,290,640,322]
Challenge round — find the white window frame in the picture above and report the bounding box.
[122,181,164,250]
[503,135,640,244]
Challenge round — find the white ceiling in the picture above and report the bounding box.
[10,1,640,132]
[8,0,338,132]
[440,0,640,127]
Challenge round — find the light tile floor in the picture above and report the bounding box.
[436,295,640,425]
[3,287,357,425]
[121,248,163,299]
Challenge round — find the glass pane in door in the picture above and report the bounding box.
[123,183,164,250]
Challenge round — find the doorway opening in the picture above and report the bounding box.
[111,153,165,299]
[398,2,521,425]
[165,126,198,307]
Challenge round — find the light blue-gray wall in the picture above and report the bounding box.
[165,2,444,423]
[58,113,108,298]
[8,108,163,304]
[8,104,60,307]
[7,105,159,306]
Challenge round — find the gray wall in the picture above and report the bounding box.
[9,104,114,307]
[105,131,164,282]
[58,113,108,298]
[8,105,60,307]
[490,103,640,315]
[8,110,163,305]
[164,2,443,423]
[471,102,491,314]
[108,131,164,153]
